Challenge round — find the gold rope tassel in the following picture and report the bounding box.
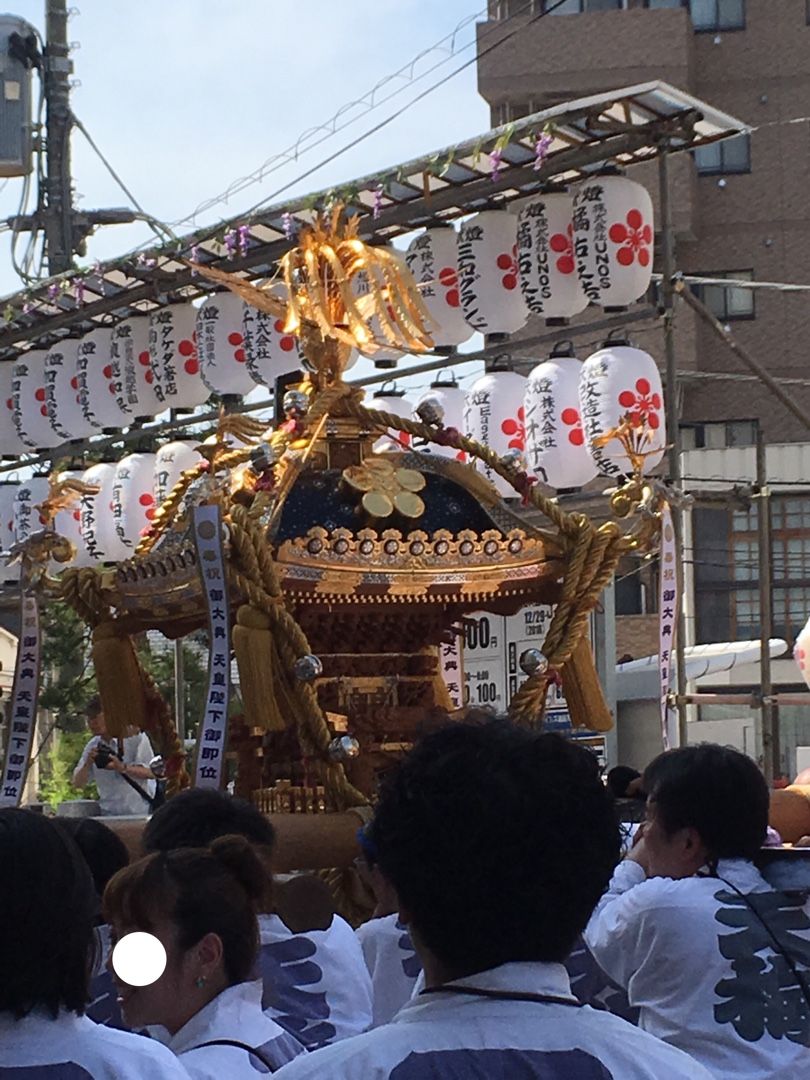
[233,605,289,732]
[91,622,147,740]
[560,638,613,733]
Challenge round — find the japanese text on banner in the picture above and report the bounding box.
[192,505,231,790]
[0,590,41,806]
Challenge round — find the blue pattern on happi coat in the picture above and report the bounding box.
[0,1066,94,1079]
[389,1048,614,1078]
[395,920,422,980]
[259,936,337,1048]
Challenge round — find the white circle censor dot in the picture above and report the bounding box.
[111,932,167,987]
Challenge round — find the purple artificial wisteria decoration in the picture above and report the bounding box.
[534,130,553,172]
[22,300,33,315]
[224,228,238,259]
[190,244,200,275]
[75,279,85,306]
[282,212,294,240]
[238,224,250,258]
[490,147,504,182]
[373,184,384,220]
[47,283,60,302]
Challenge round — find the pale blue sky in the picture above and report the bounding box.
[0,0,491,296]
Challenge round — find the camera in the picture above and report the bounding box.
[94,741,117,769]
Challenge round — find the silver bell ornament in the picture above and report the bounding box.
[416,396,445,427]
[328,734,361,762]
[500,448,526,471]
[293,654,323,682]
[519,648,549,678]
[283,390,309,419]
[249,443,276,473]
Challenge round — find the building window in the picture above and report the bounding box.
[694,270,754,321]
[726,497,810,643]
[690,0,745,31]
[542,0,626,12]
[681,419,757,450]
[693,134,751,175]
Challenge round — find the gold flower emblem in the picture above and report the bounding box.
[342,458,426,519]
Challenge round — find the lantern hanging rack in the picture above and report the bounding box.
[0,81,745,361]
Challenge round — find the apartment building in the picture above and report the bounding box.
[478,1,810,772]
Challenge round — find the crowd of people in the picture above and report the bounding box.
[1,715,809,1078]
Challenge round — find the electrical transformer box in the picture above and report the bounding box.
[0,15,35,177]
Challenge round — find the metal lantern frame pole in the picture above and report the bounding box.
[658,146,688,748]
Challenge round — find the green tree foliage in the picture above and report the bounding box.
[39,728,97,810]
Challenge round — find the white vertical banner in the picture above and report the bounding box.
[659,502,678,750]
[0,587,41,806]
[439,636,465,709]
[192,505,231,789]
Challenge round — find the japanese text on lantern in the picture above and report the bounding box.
[192,505,231,789]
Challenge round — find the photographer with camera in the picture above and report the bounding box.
[72,697,157,817]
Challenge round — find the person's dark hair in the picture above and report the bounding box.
[103,834,264,986]
[642,743,768,862]
[368,723,620,976]
[53,817,129,902]
[606,765,642,800]
[85,695,103,720]
[0,809,96,1018]
[143,787,275,854]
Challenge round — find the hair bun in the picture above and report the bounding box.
[209,834,267,906]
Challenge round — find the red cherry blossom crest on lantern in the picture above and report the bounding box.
[178,331,199,375]
[438,267,460,308]
[139,492,156,521]
[496,246,518,290]
[797,645,806,673]
[608,209,652,268]
[561,406,585,446]
[618,378,662,429]
[501,407,525,450]
[550,225,575,276]
[138,350,155,384]
[227,331,246,363]
[273,319,297,353]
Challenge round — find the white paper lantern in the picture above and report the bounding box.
[79,462,127,563]
[197,292,257,397]
[579,339,666,477]
[414,372,468,462]
[0,363,28,456]
[52,469,93,569]
[370,385,414,453]
[242,287,303,390]
[457,211,528,336]
[524,345,598,490]
[794,617,810,689]
[352,266,407,367]
[517,193,588,323]
[405,227,474,350]
[154,440,203,507]
[0,481,19,582]
[76,328,124,431]
[116,316,163,418]
[148,303,210,409]
[464,369,528,497]
[12,476,50,543]
[43,339,93,442]
[12,350,61,450]
[572,175,654,309]
[111,453,158,552]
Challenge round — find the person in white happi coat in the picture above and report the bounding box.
[585,743,810,1080]
[0,808,189,1080]
[104,835,306,1077]
[273,723,711,1080]
[142,786,373,1047]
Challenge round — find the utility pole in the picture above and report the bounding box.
[756,428,778,783]
[43,0,73,275]
[658,147,688,747]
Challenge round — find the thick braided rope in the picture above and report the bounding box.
[58,566,109,627]
[227,505,368,810]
